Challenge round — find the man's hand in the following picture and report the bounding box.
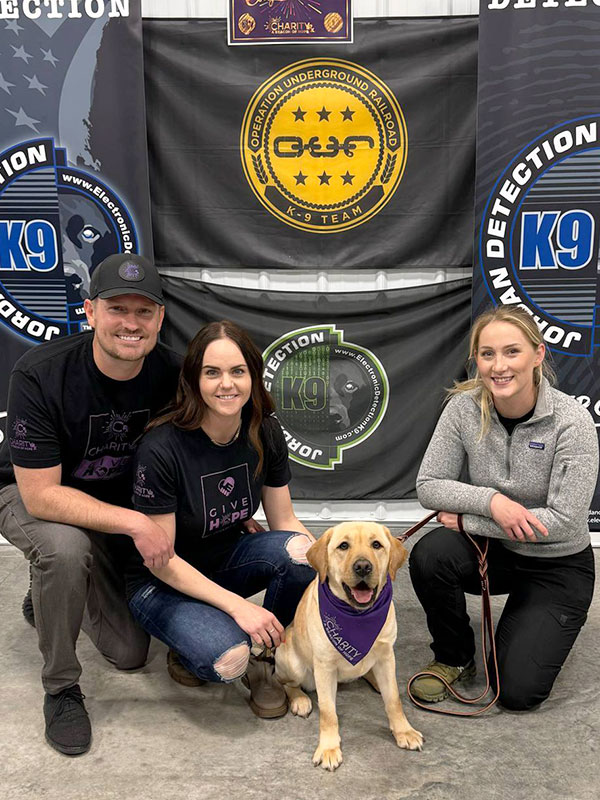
[129,514,175,569]
[490,493,548,542]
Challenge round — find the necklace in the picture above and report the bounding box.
[206,421,242,447]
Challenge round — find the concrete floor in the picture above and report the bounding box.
[1,538,598,800]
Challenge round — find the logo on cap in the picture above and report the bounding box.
[118,262,144,282]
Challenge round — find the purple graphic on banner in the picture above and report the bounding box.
[228,0,352,45]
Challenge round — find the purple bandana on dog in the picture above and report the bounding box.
[318,576,393,665]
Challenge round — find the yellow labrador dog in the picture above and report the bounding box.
[275,522,423,771]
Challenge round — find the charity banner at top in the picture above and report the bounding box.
[228,0,352,46]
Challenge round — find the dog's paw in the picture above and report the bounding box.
[290,695,312,718]
[313,745,343,771]
[394,727,424,752]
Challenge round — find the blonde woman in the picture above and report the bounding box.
[410,305,597,710]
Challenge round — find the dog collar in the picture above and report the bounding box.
[318,576,393,665]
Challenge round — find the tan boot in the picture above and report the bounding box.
[411,659,476,703]
[167,649,206,687]
[242,651,288,719]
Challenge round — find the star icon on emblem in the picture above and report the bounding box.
[0,72,15,95]
[5,19,24,34]
[6,106,40,132]
[317,106,331,122]
[318,171,332,185]
[341,106,355,122]
[292,106,306,122]
[24,75,48,95]
[41,48,59,67]
[341,171,355,185]
[294,171,307,186]
[12,45,33,64]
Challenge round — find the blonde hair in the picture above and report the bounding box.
[448,305,556,437]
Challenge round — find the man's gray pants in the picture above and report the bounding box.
[0,483,150,694]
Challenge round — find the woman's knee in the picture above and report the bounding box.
[497,658,552,711]
[499,682,547,712]
[409,527,467,579]
[285,533,313,566]
[213,643,251,682]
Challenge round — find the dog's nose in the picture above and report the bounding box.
[353,559,373,578]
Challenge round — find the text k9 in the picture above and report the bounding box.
[519,210,595,270]
[0,220,58,271]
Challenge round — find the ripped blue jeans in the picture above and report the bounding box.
[128,531,314,683]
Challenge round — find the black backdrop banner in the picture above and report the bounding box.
[0,3,151,447]
[161,277,471,500]
[143,17,477,269]
[473,3,600,528]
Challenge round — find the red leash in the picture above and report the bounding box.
[398,513,500,716]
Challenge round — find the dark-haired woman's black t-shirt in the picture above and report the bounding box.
[127,416,291,595]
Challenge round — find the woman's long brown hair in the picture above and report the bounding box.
[149,321,276,475]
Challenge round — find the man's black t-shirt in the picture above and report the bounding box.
[0,331,181,509]
[130,415,291,578]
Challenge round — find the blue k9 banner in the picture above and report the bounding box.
[0,1,151,447]
[473,1,600,527]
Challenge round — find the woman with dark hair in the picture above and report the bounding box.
[126,321,315,718]
[410,305,597,711]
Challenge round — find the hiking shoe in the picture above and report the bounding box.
[167,649,206,687]
[22,566,35,627]
[242,651,288,719]
[43,685,91,755]
[411,660,476,703]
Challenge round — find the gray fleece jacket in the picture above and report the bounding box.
[416,378,598,557]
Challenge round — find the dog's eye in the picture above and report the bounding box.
[344,381,358,393]
[337,541,349,550]
[372,541,383,549]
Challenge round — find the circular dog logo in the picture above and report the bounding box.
[0,137,138,343]
[241,59,407,233]
[263,325,389,469]
[479,115,600,356]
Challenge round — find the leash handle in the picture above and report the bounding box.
[398,512,500,717]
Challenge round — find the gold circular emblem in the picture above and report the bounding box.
[240,59,407,234]
[323,13,343,34]
[238,13,255,35]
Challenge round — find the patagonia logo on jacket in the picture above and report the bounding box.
[529,441,545,450]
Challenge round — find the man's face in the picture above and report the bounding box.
[84,294,165,365]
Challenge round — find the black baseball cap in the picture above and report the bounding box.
[89,253,164,305]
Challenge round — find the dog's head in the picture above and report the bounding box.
[306,522,408,610]
[328,358,369,431]
[59,194,117,301]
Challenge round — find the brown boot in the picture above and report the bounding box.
[167,649,206,687]
[242,651,288,719]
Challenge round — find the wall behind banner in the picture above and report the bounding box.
[139,0,476,527]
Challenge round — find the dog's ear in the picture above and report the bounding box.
[306,528,333,583]
[384,527,408,580]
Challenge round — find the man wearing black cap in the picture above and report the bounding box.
[0,253,181,756]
